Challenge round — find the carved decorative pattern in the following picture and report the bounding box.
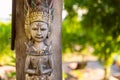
[24,0,54,80]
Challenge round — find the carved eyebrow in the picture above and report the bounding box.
[36,23,42,27]
[36,23,46,27]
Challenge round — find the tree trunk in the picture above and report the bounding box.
[103,67,110,80]
[15,0,62,80]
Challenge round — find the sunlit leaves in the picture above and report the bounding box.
[63,0,120,67]
[0,22,11,51]
[0,22,15,65]
[62,15,87,53]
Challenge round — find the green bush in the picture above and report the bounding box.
[0,22,15,66]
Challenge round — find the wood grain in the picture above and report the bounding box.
[15,0,27,80]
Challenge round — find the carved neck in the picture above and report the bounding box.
[33,41,46,50]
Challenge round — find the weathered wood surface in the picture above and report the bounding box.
[15,0,62,80]
[15,0,27,80]
[49,0,62,79]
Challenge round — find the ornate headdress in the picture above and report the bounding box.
[24,0,53,39]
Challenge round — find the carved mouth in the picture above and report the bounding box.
[35,36,43,39]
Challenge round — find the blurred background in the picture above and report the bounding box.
[0,0,120,80]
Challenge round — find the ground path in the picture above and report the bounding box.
[63,61,120,80]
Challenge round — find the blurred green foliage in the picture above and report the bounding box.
[7,71,16,79]
[0,22,15,66]
[62,16,87,53]
[63,0,120,67]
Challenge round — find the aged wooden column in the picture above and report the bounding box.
[50,0,62,79]
[15,0,27,80]
[12,0,62,80]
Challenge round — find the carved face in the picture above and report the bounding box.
[30,22,49,42]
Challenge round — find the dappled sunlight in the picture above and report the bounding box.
[0,0,12,22]
[1,0,120,80]
[0,22,15,80]
[63,0,120,79]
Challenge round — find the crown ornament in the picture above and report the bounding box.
[25,9,53,25]
[24,0,53,39]
[30,11,49,23]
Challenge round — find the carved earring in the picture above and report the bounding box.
[46,32,50,38]
[28,35,32,40]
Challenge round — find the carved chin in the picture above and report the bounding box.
[33,37,45,42]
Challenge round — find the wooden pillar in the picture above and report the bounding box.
[13,0,62,80]
[15,0,26,80]
[50,0,62,79]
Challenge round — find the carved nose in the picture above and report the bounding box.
[37,32,42,35]
[37,29,42,35]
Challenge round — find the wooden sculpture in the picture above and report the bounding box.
[24,0,53,80]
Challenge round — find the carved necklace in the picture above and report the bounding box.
[29,45,49,56]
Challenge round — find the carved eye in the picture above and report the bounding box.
[41,28,46,31]
[32,28,38,31]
